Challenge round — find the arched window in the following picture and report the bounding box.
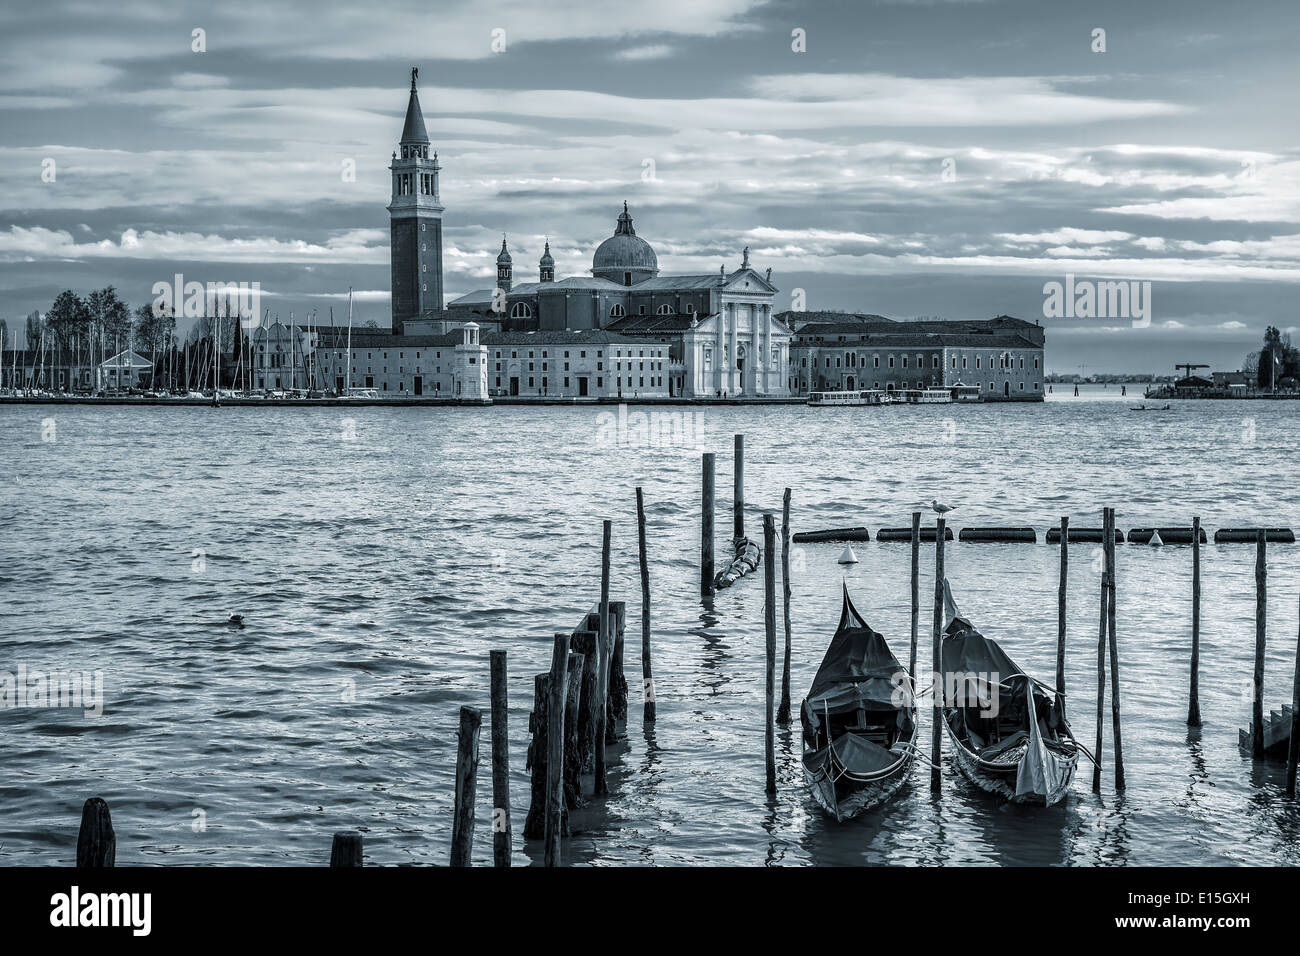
[510,302,533,319]
[656,304,674,315]
[610,304,626,318]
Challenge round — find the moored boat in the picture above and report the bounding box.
[808,389,886,406]
[939,580,1077,805]
[800,585,917,820]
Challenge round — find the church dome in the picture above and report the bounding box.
[592,202,658,284]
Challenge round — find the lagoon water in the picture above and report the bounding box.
[1,390,1299,865]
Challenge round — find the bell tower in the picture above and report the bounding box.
[388,67,443,335]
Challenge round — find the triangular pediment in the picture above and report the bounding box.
[722,268,777,294]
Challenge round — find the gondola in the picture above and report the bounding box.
[939,580,1077,805]
[800,584,917,821]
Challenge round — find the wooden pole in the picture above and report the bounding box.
[636,487,655,722]
[76,797,115,868]
[930,516,945,791]
[544,634,568,867]
[450,705,481,867]
[1253,529,1267,759]
[1093,509,1107,793]
[701,453,715,596]
[571,631,598,771]
[594,520,612,795]
[1287,594,1299,797]
[733,434,745,541]
[563,652,584,809]
[489,649,511,867]
[1188,516,1203,727]
[777,487,793,724]
[607,601,628,737]
[910,511,921,682]
[764,513,777,795]
[1106,507,1125,790]
[330,831,363,867]
[1056,516,1068,714]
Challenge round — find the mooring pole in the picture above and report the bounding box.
[76,797,116,868]
[1093,509,1107,794]
[1188,516,1203,727]
[1106,507,1125,790]
[544,634,568,867]
[636,487,655,722]
[450,705,481,867]
[733,434,745,541]
[594,519,613,794]
[930,517,946,792]
[489,649,512,867]
[330,831,363,867]
[1056,516,1068,714]
[777,487,793,724]
[701,453,715,596]
[910,511,921,684]
[764,513,777,795]
[1287,594,1299,797]
[1253,529,1267,759]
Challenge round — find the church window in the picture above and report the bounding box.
[510,302,532,319]
[657,304,673,315]
[888,356,895,368]
[976,357,981,369]
[610,304,626,318]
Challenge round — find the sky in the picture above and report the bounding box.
[0,0,1296,373]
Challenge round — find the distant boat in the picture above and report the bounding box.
[800,585,917,821]
[808,389,886,406]
[940,581,1078,806]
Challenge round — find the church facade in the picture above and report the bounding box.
[372,69,792,400]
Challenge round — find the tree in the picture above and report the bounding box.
[1253,326,1298,388]
[88,286,131,351]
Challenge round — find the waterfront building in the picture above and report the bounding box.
[248,321,316,391]
[310,325,669,399]
[96,350,153,390]
[786,313,1046,401]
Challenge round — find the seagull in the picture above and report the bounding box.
[931,498,955,515]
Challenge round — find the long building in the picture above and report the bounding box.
[784,312,1046,401]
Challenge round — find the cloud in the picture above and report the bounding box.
[1218,320,1246,329]
[613,45,675,61]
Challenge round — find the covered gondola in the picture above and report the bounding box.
[800,585,917,820]
[939,580,1077,805]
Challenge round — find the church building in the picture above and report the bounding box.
[314,69,793,400]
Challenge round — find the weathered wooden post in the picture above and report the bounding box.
[544,634,568,867]
[733,434,745,541]
[701,453,716,596]
[450,705,481,867]
[931,517,946,791]
[594,519,612,795]
[489,649,511,867]
[910,511,921,682]
[1056,516,1068,713]
[1253,529,1267,759]
[1106,507,1125,790]
[1287,594,1299,797]
[571,630,598,771]
[1188,516,1203,727]
[608,601,628,735]
[330,831,363,867]
[764,513,777,795]
[76,797,115,868]
[636,486,655,722]
[777,487,793,724]
[1093,509,1107,794]
[563,653,584,809]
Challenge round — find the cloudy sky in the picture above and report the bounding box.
[1,0,1296,372]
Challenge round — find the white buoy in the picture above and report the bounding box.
[838,545,859,564]
[1149,530,1164,546]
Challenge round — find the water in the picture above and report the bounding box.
[1,397,1298,866]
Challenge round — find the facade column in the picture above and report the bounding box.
[728,303,738,395]
[716,307,726,394]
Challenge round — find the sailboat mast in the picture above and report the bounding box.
[345,288,353,395]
